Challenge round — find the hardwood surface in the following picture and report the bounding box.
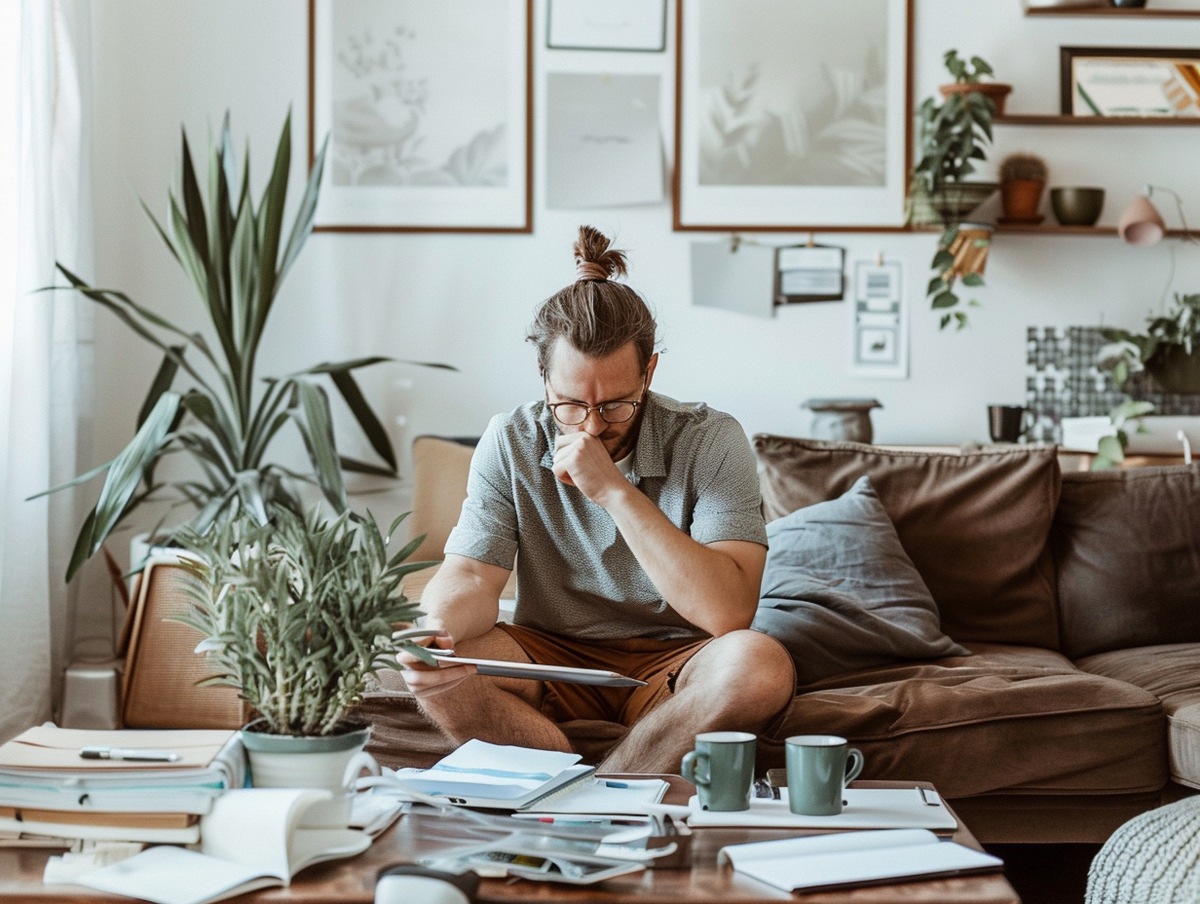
[0,780,1020,904]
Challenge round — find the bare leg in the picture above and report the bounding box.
[599,630,794,774]
[411,627,574,753]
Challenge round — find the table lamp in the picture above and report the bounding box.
[1117,185,1196,247]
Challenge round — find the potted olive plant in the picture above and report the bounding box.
[37,111,451,582]
[911,50,1004,330]
[174,507,438,800]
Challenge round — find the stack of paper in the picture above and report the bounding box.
[0,726,244,844]
[376,739,596,810]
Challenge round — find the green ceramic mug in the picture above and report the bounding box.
[681,731,756,812]
[785,734,864,816]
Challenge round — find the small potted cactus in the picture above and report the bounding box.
[999,153,1048,224]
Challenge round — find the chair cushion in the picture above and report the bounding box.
[409,436,478,563]
[758,643,1166,799]
[752,437,1062,647]
[752,475,968,685]
[1076,643,1200,790]
[1053,465,1200,658]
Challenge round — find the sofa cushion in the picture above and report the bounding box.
[1076,643,1200,790]
[1053,465,1200,659]
[758,642,1166,799]
[356,688,626,771]
[362,647,1169,801]
[752,475,968,685]
[753,437,1062,647]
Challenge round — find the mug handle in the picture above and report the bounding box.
[843,748,864,787]
[681,750,710,790]
[342,751,380,790]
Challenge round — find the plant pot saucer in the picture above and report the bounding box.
[998,216,1045,225]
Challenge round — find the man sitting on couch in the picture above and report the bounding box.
[397,225,794,773]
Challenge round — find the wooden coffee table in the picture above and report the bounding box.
[0,779,1020,903]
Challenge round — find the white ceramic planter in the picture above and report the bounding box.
[240,724,379,828]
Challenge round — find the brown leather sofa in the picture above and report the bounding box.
[360,435,1200,845]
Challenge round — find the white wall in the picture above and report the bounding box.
[83,0,1200,556]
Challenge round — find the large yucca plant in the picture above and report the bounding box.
[175,507,438,737]
[37,111,450,581]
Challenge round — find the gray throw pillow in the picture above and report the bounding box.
[752,475,969,686]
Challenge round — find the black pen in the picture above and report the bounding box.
[79,746,180,762]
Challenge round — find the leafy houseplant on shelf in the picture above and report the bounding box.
[910,51,1003,330]
[937,50,1011,116]
[37,111,451,582]
[174,507,438,808]
[1092,293,1200,468]
[1098,293,1200,394]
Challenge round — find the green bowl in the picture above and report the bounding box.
[1051,187,1105,226]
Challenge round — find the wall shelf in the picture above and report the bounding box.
[913,223,1190,238]
[993,223,1115,235]
[1024,6,1200,17]
[996,114,1200,126]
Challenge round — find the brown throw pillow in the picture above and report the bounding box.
[753,436,1061,647]
[1053,465,1200,659]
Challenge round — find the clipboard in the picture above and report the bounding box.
[428,652,648,687]
[687,787,958,832]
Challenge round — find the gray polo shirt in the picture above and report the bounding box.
[443,392,767,642]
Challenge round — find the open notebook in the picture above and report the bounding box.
[75,788,369,904]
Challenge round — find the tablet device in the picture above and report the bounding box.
[428,652,647,687]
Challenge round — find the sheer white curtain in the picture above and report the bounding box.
[0,0,92,743]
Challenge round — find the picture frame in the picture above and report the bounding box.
[547,0,667,52]
[307,0,532,233]
[774,244,845,304]
[1060,46,1200,118]
[673,0,913,232]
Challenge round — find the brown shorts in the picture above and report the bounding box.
[496,623,711,726]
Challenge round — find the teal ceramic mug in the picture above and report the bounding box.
[785,735,864,816]
[681,731,756,812]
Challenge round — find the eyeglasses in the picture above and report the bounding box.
[545,378,646,426]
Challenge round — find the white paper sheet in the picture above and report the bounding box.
[689,240,775,318]
[426,739,581,789]
[546,73,663,209]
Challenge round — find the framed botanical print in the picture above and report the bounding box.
[673,0,913,232]
[1061,46,1200,118]
[308,0,533,232]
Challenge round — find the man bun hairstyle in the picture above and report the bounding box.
[528,225,658,376]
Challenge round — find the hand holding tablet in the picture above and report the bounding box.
[427,650,647,687]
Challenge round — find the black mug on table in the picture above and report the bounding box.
[988,405,1028,444]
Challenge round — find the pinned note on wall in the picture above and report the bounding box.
[849,259,908,380]
[689,238,775,319]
